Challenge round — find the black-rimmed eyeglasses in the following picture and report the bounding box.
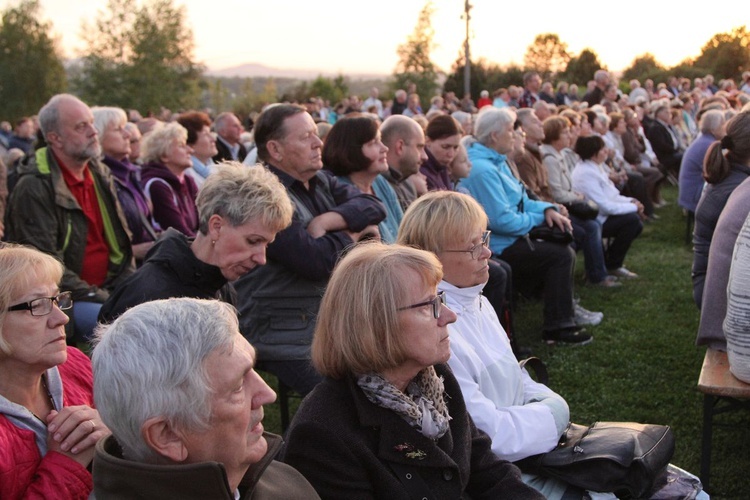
[443,231,491,260]
[7,291,73,316]
[397,291,447,319]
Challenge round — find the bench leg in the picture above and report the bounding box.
[700,394,714,492]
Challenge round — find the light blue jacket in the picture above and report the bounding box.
[337,174,403,244]
[462,142,554,254]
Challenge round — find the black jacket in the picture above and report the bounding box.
[98,228,232,323]
[282,364,544,500]
[213,136,248,163]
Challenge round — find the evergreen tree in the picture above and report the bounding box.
[0,0,66,120]
[392,2,439,106]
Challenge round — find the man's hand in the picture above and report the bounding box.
[409,173,429,197]
[346,224,381,242]
[306,212,348,238]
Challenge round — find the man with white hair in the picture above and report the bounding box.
[582,69,611,105]
[5,94,133,343]
[678,109,727,213]
[362,87,384,118]
[213,112,247,163]
[91,298,319,499]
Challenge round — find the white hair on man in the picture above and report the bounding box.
[92,298,238,462]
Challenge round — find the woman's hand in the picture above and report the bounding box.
[46,406,110,467]
[544,207,572,233]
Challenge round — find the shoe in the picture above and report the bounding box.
[654,199,669,208]
[590,276,621,288]
[574,303,604,326]
[610,267,638,279]
[648,213,660,220]
[543,327,593,346]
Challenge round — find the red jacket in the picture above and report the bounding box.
[0,347,94,499]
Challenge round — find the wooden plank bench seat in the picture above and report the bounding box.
[697,348,750,492]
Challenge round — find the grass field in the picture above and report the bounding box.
[259,185,750,499]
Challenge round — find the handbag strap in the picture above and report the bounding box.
[519,357,549,385]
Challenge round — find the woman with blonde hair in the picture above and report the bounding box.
[99,163,293,323]
[0,245,108,498]
[140,122,199,236]
[283,243,543,500]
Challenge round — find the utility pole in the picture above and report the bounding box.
[463,0,472,98]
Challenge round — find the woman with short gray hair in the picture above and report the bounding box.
[92,106,157,261]
[461,107,590,345]
[99,162,294,323]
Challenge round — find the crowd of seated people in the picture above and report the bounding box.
[2,68,749,498]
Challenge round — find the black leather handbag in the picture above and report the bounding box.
[516,421,675,499]
[565,199,599,220]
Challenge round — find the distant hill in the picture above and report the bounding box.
[208,62,388,80]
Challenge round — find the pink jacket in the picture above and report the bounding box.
[0,347,94,499]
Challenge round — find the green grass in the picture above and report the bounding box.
[260,185,750,499]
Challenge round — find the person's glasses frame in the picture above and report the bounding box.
[397,290,447,320]
[443,230,491,260]
[7,291,73,316]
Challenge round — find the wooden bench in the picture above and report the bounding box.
[697,348,750,491]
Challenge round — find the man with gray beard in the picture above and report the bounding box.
[5,94,133,344]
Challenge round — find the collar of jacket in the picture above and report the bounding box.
[468,142,507,167]
[93,432,283,498]
[438,280,485,317]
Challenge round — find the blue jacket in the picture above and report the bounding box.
[462,142,553,254]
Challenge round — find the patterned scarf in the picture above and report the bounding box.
[357,366,451,440]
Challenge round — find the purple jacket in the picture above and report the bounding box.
[140,162,199,237]
[420,148,454,192]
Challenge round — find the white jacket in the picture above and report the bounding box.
[441,280,569,462]
[571,159,637,224]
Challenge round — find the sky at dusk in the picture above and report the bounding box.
[20,0,746,76]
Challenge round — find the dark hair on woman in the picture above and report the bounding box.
[574,135,606,161]
[322,114,379,176]
[583,109,597,128]
[703,111,750,184]
[176,112,212,145]
[425,114,461,141]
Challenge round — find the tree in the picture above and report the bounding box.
[622,53,667,87]
[443,57,523,100]
[392,1,439,106]
[523,33,570,81]
[561,48,604,87]
[74,0,203,114]
[694,26,750,80]
[0,0,66,120]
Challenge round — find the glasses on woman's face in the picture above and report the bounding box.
[443,230,491,260]
[398,290,447,320]
[7,291,73,316]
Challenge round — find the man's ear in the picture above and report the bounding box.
[142,417,189,463]
[45,131,62,150]
[394,139,405,156]
[266,140,283,163]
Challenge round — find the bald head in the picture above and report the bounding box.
[380,115,426,177]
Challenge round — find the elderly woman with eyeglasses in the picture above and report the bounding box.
[398,192,577,499]
[282,242,543,500]
[0,245,108,499]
